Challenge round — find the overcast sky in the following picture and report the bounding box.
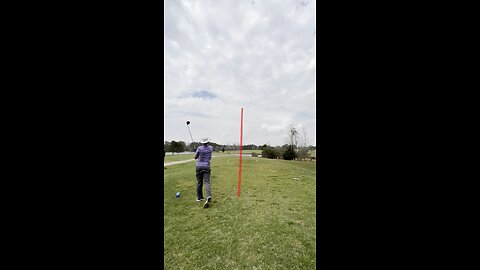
[164,0,316,146]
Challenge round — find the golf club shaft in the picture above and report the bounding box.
[187,125,194,144]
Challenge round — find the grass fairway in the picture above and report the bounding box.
[165,153,196,162]
[164,156,316,269]
[165,151,258,163]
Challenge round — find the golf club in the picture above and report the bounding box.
[186,121,194,150]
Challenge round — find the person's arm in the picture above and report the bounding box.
[194,149,199,160]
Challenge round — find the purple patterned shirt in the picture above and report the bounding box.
[195,145,213,168]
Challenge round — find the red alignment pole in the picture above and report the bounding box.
[237,108,243,197]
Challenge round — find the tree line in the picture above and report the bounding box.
[260,125,315,161]
[163,141,270,154]
[164,124,316,161]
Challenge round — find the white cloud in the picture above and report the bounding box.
[164,0,316,146]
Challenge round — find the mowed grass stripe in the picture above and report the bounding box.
[164,157,316,269]
[164,152,239,163]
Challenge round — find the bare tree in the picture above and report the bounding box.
[302,127,308,147]
[288,125,299,148]
[296,127,310,160]
[282,125,299,160]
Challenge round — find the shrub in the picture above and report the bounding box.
[262,146,279,159]
[273,146,282,156]
[296,147,309,160]
[283,146,296,160]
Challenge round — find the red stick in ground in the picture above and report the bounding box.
[237,108,243,197]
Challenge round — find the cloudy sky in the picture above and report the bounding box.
[164,0,316,146]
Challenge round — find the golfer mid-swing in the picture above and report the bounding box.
[195,138,213,208]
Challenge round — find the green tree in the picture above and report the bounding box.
[168,141,176,154]
[262,145,280,159]
[283,145,296,160]
[179,141,186,153]
[168,141,184,154]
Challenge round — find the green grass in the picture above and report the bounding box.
[164,157,316,269]
[165,153,196,162]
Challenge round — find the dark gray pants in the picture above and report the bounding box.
[196,168,211,199]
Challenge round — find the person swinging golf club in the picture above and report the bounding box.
[195,138,213,208]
